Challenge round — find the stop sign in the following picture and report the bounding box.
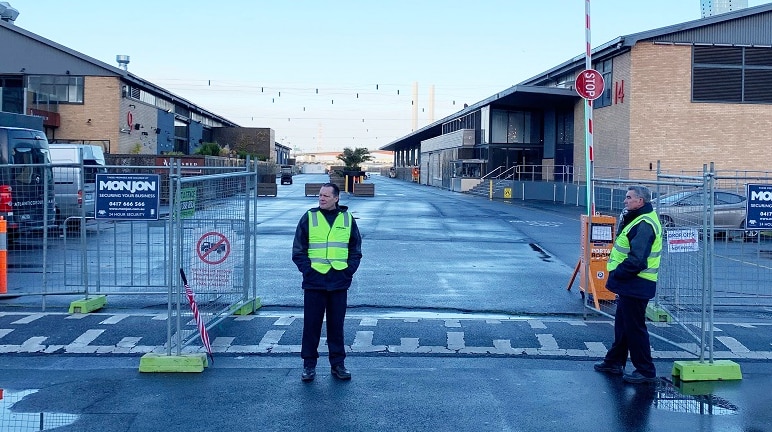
[575,69,605,100]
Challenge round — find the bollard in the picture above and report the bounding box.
[0,216,6,294]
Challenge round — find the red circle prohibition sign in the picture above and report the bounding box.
[196,231,231,265]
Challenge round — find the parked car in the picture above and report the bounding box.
[654,190,757,240]
[49,143,106,229]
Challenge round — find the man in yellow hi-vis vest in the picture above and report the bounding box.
[594,185,662,385]
[293,183,362,382]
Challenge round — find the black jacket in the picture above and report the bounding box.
[605,203,658,300]
[292,205,363,290]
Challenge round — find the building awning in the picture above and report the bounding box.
[381,85,579,152]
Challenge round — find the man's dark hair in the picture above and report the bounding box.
[322,182,340,198]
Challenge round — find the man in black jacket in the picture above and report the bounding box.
[292,183,362,382]
[594,185,663,384]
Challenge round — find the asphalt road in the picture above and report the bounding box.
[2,174,772,432]
[253,174,587,315]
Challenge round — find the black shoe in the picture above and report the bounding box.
[301,367,316,382]
[331,364,351,380]
[594,361,624,375]
[623,371,658,384]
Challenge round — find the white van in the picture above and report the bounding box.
[49,144,106,228]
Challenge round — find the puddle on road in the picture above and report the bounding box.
[528,243,553,262]
[0,389,79,431]
[653,379,739,415]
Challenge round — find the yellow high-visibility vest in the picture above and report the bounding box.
[308,210,351,274]
[607,210,663,282]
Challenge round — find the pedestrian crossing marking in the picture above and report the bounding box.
[0,312,768,360]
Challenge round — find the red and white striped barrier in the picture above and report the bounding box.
[179,269,214,364]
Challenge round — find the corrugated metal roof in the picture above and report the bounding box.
[647,12,772,46]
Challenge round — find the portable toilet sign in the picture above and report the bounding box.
[567,214,616,309]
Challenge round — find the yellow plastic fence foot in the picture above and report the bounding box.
[232,298,261,316]
[139,353,209,373]
[68,295,107,314]
[671,360,742,382]
[646,303,672,322]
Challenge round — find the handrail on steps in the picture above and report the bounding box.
[481,165,504,180]
[481,165,517,181]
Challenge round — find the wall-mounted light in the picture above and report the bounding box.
[154,128,161,134]
[86,119,92,124]
[134,123,141,130]
[20,67,25,73]
[128,104,136,109]
[65,70,70,75]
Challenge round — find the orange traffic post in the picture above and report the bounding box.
[0,216,6,294]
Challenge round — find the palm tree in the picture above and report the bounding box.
[336,147,373,171]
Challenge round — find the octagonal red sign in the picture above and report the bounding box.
[575,69,605,100]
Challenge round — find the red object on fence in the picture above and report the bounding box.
[179,269,214,364]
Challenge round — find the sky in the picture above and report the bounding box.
[6,0,771,153]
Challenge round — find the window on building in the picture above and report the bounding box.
[0,77,24,113]
[693,46,772,103]
[441,110,480,135]
[28,75,84,104]
[491,110,533,143]
[139,90,156,106]
[593,59,613,108]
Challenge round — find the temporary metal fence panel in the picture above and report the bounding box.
[167,162,259,354]
[591,172,711,359]
[711,171,772,310]
[56,164,174,299]
[2,161,68,306]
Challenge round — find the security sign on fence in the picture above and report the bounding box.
[746,183,772,229]
[95,173,160,220]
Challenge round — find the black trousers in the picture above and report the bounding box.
[604,294,656,377]
[301,289,348,368]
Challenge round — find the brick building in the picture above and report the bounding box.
[0,16,290,163]
[382,4,772,188]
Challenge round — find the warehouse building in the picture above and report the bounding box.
[0,10,289,163]
[382,4,772,190]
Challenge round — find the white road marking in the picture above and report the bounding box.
[717,336,750,353]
